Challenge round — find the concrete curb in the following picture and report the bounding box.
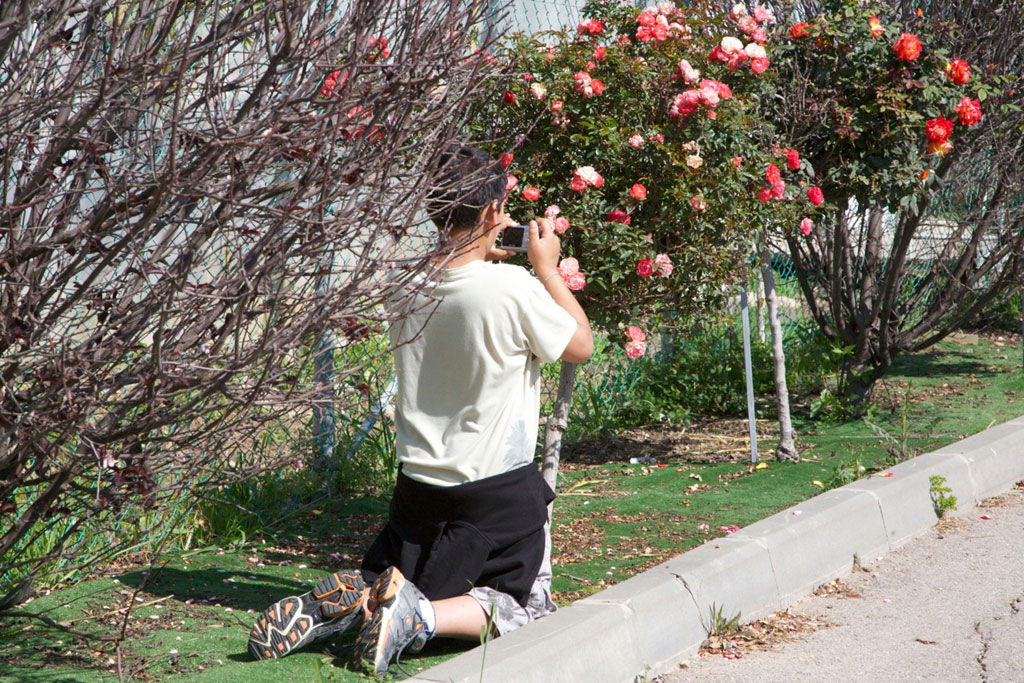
[412,416,1024,683]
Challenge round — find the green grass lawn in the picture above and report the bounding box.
[3,333,1022,681]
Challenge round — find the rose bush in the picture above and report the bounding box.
[763,0,1010,210]
[470,0,821,356]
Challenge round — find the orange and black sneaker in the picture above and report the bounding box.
[355,566,430,675]
[248,570,366,661]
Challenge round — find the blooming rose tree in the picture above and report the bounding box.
[755,0,1024,412]
[471,0,827,479]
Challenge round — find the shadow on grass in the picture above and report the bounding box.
[890,348,996,378]
[118,567,312,612]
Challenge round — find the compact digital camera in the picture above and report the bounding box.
[499,224,530,252]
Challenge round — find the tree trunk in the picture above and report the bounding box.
[759,249,798,462]
[542,362,577,500]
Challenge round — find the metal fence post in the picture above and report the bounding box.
[311,247,338,487]
[741,288,759,463]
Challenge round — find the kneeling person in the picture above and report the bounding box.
[248,143,593,674]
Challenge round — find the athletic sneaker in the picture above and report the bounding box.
[248,570,366,661]
[355,566,430,675]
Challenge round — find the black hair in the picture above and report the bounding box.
[426,143,507,234]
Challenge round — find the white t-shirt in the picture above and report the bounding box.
[387,260,577,486]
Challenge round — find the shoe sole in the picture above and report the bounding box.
[358,567,408,674]
[248,571,365,661]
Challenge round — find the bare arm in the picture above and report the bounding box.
[528,219,594,363]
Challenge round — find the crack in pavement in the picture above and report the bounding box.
[974,621,991,681]
[974,591,1023,681]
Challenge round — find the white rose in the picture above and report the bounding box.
[576,166,600,184]
[721,36,744,54]
[744,43,767,59]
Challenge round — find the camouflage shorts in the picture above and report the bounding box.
[467,522,556,635]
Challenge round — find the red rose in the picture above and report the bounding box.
[925,116,954,144]
[502,90,516,104]
[522,186,541,201]
[807,186,824,206]
[594,46,607,61]
[607,209,631,225]
[789,22,810,39]
[590,79,605,96]
[320,70,346,98]
[758,187,773,203]
[786,149,800,171]
[498,152,513,169]
[765,163,781,185]
[956,97,982,126]
[893,33,922,62]
[570,176,587,192]
[946,58,971,85]
[636,258,654,278]
[630,183,647,200]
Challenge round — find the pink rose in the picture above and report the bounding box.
[730,3,748,21]
[565,272,586,291]
[625,340,648,359]
[738,16,758,36]
[752,27,767,44]
[529,82,547,100]
[750,57,770,74]
[558,257,579,275]
[625,325,647,342]
[553,216,570,233]
[731,155,744,168]
[544,205,561,217]
[630,183,648,200]
[506,174,518,191]
[648,132,665,144]
[628,134,645,149]
[637,11,656,27]
[676,59,701,84]
[753,5,775,23]
[690,195,707,211]
[636,257,654,278]
[594,46,607,61]
[771,180,786,199]
[701,79,732,99]
[808,186,824,205]
[799,218,814,236]
[708,45,730,64]
[636,25,654,42]
[758,186,772,203]
[654,253,673,277]
[766,163,781,184]
[652,24,668,41]
[550,100,564,112]
[570,176,587,192]
[522,186,541,201]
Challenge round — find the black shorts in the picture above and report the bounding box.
[361,464,555,607]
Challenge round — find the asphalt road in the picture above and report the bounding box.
[666,487,1024,683]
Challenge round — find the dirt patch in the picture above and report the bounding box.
[551,519,606,566]
[813,578,862,600]
[562,417,778,466]
[693,610,834,661]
